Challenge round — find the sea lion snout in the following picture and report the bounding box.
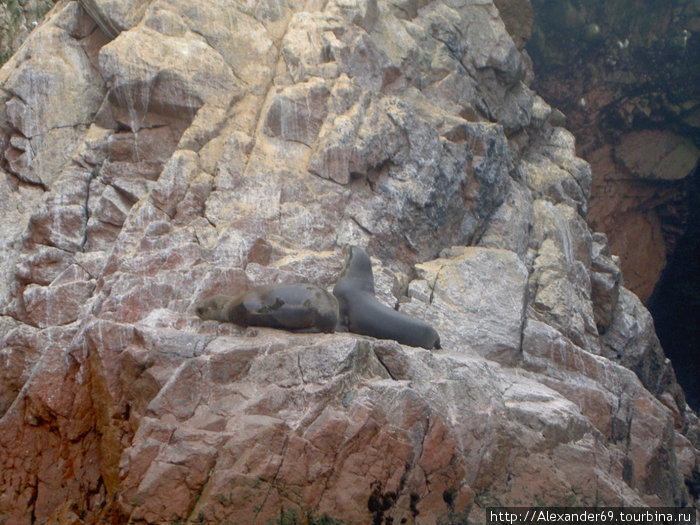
[193,295,235,323]
[193,298,213,319]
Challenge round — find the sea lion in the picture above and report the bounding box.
[195,283,339,333]
[333,246,441,349]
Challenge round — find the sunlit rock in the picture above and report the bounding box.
[0,0,696,523]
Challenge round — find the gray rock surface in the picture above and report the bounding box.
[0,0,54,64]
[0,0,697,523]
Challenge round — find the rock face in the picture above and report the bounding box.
[527,0,700,302]
[0,0,55,64]
[0,1,697,523]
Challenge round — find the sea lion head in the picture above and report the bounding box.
[339,245,374,293]
[194,295,235,322]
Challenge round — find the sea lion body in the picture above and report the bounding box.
[333,246,441,349]
[195,284,338,333]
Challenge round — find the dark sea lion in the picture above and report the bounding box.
[333,246,441,349]
[195,283,339,333]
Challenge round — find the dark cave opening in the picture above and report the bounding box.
[648,168,700,413]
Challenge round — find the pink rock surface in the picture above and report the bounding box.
[0,1,696,523]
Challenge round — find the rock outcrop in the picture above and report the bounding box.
[0,0,55,64]
[0,0,697,523]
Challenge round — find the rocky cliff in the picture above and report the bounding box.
[528,0,700,304]
[0,0,55,64]
[0,0,697,523]
[527,0,700,416]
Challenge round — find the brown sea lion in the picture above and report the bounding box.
[333,246,441,349]
[195,283,338,333]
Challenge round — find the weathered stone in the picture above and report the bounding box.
[0,0,696,522]
[601,288,684,409]
[590,232,622,333]
[151,149,200,218]
[0,323,78,417]
[280,13,344,84]
[521,317,688,505]
[308,109,363,184]
[157,0,278,92]
[327,0,379,32]
[15,245,73,286]
[478,177,534,259]
[23,279,96,329]
[521,127,592,216]
[0,8,105,189]
[79,0,147,38]
[55,1,102,40]
[99,23,238,121]
[406,246,528,364]
[0,0,54,65]
[615,130,700,182]
[0,172,44,308]
[263,78,331,146]
[528,200,599,352]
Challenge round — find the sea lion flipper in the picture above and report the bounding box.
[334,245,441,349]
